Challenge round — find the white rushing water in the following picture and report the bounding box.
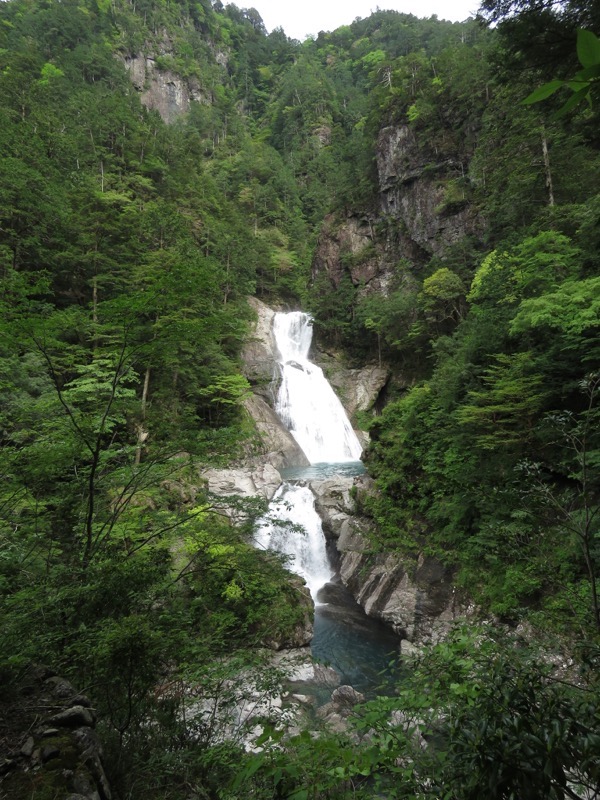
[273,312,363,464]
[254,483,333,600]
[255,311,363,602]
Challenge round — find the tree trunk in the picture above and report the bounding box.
[541,125,555,207]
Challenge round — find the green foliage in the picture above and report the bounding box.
[523,29,600,116]
[229,629,600,800]
[1,1,600,797]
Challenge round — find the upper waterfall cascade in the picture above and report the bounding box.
[272,312,363,464]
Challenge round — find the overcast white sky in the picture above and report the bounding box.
[248,1,479,41]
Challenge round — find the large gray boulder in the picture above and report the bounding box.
[201,462,282,505]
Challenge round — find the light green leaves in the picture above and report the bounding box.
[523,29,600,116]
[522,80,564,104]
[577,28,600,69]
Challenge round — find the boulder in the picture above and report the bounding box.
[201,462,282,505]
[317,685,365,734]
[48,705,96,729]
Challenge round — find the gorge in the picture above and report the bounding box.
[253,309,402,692]
[1,0,599,797]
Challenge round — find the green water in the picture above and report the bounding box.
[312,581,404,697]
[280,461,365,481]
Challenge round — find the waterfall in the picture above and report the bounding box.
[255,311,362,602]
[254,483,332,600]
[273,312,363,464]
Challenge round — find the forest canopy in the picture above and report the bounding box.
[0,0,599,798]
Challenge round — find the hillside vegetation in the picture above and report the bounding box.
[0,0,599,797]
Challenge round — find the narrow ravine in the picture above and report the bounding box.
[255,311,400,694]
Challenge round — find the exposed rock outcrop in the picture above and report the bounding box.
[313,353,389,421]
[120,30,228,124]
[264,579,314,650]
[376,124,482,257]
[312,122,483,300]
[0,668,111,800]
[311,476,471,645]
[201,462,282,505]
[242,297,278,397]
[122,51,209,123]
[244,394,310,470]
[339,541,468,644]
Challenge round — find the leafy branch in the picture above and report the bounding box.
[523,29,600,116]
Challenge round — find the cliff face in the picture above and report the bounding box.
[312,122,483,296]
[122,52,209,123]
[376,124,481,258]
[120,31,227,123]
[311,477,472,645]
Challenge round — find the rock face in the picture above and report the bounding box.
[120,29,228,124]
[311,476,469,645]
[314,352,389,421]
[201,461,282,505]
[244,394,310,470]
[339,541,468,644]
[122,52,210,123]
[312,122,483,299]
[0,667,111,800]
[242,297,278,396]
[376,124,482,258]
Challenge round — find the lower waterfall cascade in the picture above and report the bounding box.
[255,310,400,692]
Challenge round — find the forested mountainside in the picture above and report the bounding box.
[1,0,600,797]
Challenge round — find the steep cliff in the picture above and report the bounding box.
[120,28,227,123]
[311,476,472,645]
[312,122,483,298]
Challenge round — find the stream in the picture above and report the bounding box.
[255,311,401,697]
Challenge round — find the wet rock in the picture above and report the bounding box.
[311,476,356,539]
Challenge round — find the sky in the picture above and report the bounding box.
[248,1,479,41]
